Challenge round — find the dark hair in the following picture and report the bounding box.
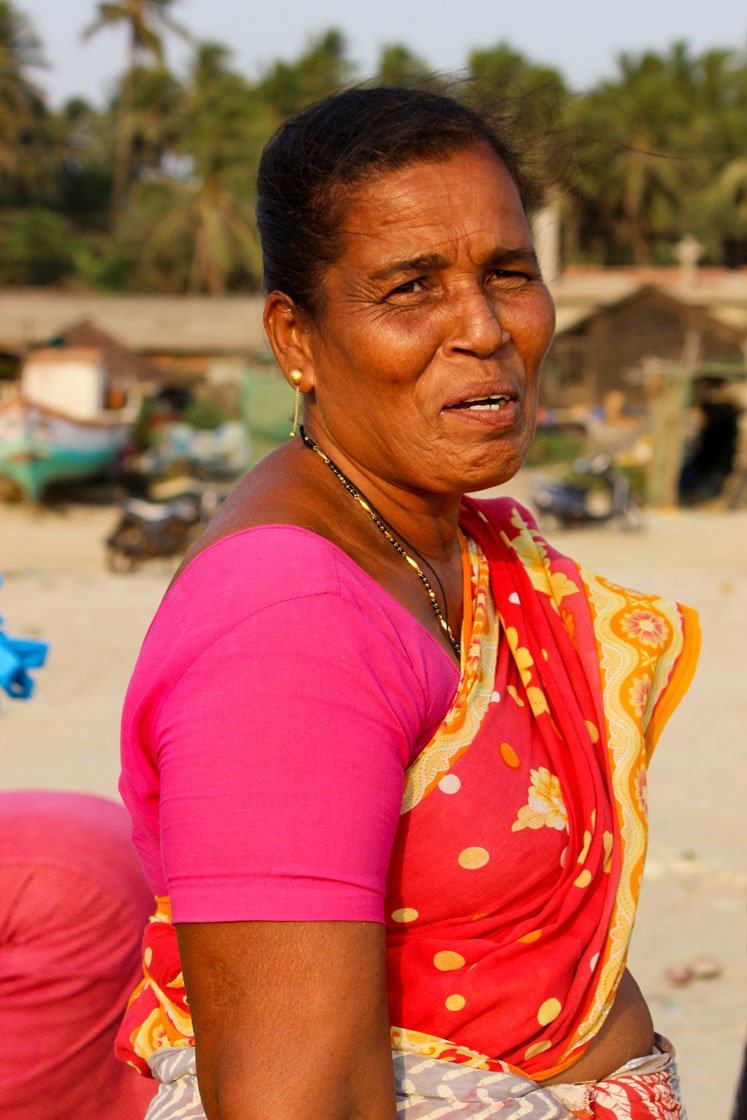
[256,85,541,316]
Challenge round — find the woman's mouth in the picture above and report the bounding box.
[442,392,520,429]
[448,395,511,411]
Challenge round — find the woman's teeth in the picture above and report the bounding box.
[460,395,510,410]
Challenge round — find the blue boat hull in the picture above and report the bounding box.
[0,400,128,501]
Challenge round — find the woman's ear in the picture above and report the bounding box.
[263,292,316,390]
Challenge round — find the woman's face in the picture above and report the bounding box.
[302,144,556,498]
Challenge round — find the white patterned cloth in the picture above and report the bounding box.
[144,1037,684,1120]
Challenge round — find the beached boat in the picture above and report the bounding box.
[0,396,129,501]
[0,324,160,501]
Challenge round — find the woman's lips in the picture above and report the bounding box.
[442,395,521,428]
[447,394,511,411]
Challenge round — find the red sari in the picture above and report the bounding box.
[386,498,699,1081]
[117,499,699,1104]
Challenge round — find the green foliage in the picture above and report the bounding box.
[182,397,226,430]
[256,29,352,117]
[129,396,160,450]
[0,4,746,291]
[525,428,586,467]
[378,43,431,86]
[0,208,75,283]
[70,235,136,290]
[0,0,46,134]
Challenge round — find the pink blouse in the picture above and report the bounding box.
[119,525,459,924]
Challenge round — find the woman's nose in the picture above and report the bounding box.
[444,286,508,358]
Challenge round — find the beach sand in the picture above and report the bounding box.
[1,490,745,1119]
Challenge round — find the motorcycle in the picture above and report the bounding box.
[531,454,644,531]
[105,491,218,572]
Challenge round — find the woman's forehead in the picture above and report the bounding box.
[335,149,531,268]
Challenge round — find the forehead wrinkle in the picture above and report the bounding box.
[332,154,534,278]
[339,222,537,279]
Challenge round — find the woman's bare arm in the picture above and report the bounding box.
[176,920,396,1120]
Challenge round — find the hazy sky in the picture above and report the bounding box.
[23,0,747,106]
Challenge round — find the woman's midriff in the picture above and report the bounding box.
[538,969,654,1086]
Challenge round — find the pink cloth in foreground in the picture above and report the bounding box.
[0,791,156,1120]
[120,525,459,924]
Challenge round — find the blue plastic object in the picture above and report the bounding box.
[0,575,48,700]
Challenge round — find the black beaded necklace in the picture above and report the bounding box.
[300,427,461,660]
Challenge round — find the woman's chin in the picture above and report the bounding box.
[454,443,530,496]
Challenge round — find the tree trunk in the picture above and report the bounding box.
[109,31,136,230]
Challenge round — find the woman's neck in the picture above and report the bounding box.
[296,425,463,564]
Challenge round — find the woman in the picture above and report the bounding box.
[0,792,156,1120]
[116,87,700,1119]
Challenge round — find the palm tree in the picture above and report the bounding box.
[130,41,262,293]
[0,1,46,178]
[562,46,695,263]
[468,42,567,136]
[702,157,747,264]
[377,44,431,86]
[257,29,353,119]
[83,0,189,225]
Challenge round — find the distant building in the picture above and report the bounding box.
[544,284,747,411]
[0,292,267,387]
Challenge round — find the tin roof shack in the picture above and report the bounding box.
[22,348,111,420]
[543,286,747,412]
[0,292,267,388]
[57,320,162,407]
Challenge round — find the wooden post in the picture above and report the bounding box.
[645,332,701,506]
[646,364,689,506]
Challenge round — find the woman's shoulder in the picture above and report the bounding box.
[124,521,457,764]
[145,523,388,661]
[171,522,348,603]
[134,522,453,688]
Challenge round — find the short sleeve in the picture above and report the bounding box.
[155,589,425,924]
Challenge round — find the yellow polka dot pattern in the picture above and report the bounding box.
[574,869,592,888]
[517,929,543,944]
[525,1039,552,1060]
[445,994,466,1011]
[434,951,466,971]
[458,846,490,870]
[391,907,419,923]
[537,997,562,1026]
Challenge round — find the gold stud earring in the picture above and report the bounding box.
[289,369,303,438]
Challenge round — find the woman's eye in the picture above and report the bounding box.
[488,269,532,288]
[388,278,425,297]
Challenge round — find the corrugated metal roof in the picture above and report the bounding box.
[0,291,267,354]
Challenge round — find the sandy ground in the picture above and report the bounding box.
[1,484,745,1119]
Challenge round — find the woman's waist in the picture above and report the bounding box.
[392,1032,681,1117]
[538,969,654,1087]
[386,922,623,1080]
